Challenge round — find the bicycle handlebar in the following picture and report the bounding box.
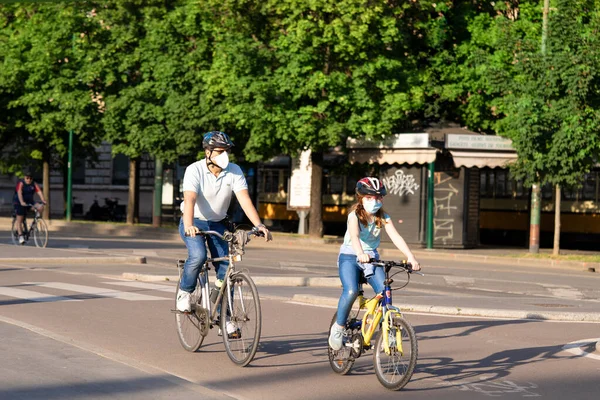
[184,227,265,240]
[368,258,425,276]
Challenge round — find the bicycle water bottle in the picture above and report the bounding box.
[210,278,224,303]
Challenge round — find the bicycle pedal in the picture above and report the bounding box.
[171,309,191,314]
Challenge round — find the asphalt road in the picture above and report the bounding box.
[1,237,599,399]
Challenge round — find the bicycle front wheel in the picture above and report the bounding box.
[373,314,418,390]
[32,218,48,248]
[220,272,261,366]
[175,275,207,352]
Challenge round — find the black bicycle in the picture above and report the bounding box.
[11,204,48,247]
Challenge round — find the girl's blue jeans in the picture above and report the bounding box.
[335,253,385,326]
[178,218,229,293]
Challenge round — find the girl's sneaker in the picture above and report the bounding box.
[328,324,345,351]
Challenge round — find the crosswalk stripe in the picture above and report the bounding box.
[103,281,175,293]
[0,287,81,303]
[24,282,168,301]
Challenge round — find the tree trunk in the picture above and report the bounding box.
[308,150,323,238]
[127,157,140,225]
[42,157,50,220]
[553,184,561,256]
[529,183,541,253]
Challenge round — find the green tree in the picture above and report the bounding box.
[424,1,600,252]
[493,0,600,253]
[203,0,434,236]
[81,1,214,223]
[0,3,104,218]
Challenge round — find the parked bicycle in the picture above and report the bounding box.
[174,227,264,366]
[11,203,48,248]
[327,259,423,390]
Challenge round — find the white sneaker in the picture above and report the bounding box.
[328,323,345,351]
[218,320,241,338]
[227,321,241,339]
[176,289,192,312]
[18,235,25,245]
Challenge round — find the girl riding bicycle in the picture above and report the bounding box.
[328,177,421,351]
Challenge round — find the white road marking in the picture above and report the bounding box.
[443,276,475,286]
[562,338,600,361]
[102,281,174,293]
[23,282,168,301]
[541,284,584,300]
[0,287,81,302]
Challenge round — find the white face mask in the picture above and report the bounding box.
[362,198,382,214]
[211,151,229,169]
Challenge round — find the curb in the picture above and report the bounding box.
[3,216,598,271]
[1,256,147,264]
[408,250,600,272]
[120,272,600,322]
[290,294,600,322]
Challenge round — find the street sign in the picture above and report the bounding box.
[287,150,311,210]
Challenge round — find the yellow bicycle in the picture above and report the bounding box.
[328,259,422,390]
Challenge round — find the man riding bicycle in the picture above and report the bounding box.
[13,168,47,245]
[177,131,272,318]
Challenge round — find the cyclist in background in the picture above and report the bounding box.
[328,177,422,351]
[177,131,272,318]
[13,169,46,245]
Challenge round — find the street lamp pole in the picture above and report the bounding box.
[66,129,73,221]
[66,33,76,222]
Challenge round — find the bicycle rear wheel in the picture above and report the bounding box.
[175,274,207,352]
[327,312,358,375]
[220,272,261,366]
[32,218,48,248]
[373,314,418,390]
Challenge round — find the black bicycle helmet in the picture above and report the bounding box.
[356,177,387,196]
[202,131,234,150]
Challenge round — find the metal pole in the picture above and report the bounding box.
[66,129,73,221]
[426,161,435,249]
[65,33,76,222]
[153,158,163,227]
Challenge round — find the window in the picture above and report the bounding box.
[582,172,597,201]
[112,154,129,185]
[346,176,358,195]
[72,157,86,185]
[322,171,344,195]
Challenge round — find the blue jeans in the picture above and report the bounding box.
[178,218,229,293]
[335,253,385,326]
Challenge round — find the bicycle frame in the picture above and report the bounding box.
[13,206,40,241]
[348,262,413,353]
[187,229,257,328]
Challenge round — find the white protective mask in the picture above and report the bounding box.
[362,198,382,214]
[211,151,229,169]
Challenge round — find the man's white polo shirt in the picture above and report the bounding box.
[180,159,248,221]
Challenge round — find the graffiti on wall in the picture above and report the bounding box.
[434,172,459,243]
[382,170,420,197]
